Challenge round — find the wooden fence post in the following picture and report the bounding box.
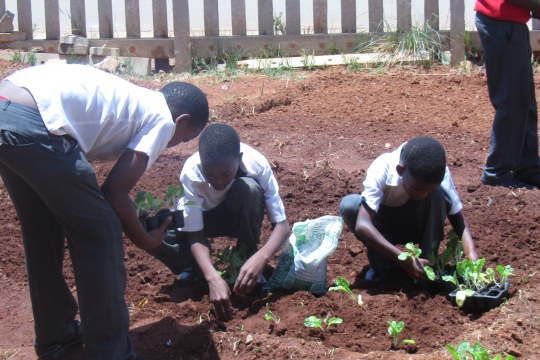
[259,0,273,35]
[396,0,412,32]
[313,0,327,34]
[152,0,167,38]
[70,0,86,37]
[341,0,356,34]
[204,0,219,36]
[172,0,191,73]
[231,0,246,36]
[424,0,439,30]
[17,0,32,39]
[450,0,465,65]
[368,0,384,33]
[286,0,301,35]
[45,0,60,40]
[126,0,141,38]
[98,0,113,38]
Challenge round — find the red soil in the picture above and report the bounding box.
[0,60,539,359]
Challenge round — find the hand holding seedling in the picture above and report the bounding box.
[398,243,435,282]
[146,215,172,249]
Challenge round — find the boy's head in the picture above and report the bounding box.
[198,123,242,191]
[396,137,447,201]
[160,82,209,147]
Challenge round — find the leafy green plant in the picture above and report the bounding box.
[398,243,436,281]
[328,276,363,306]
[387,320,415,349]
[134,183,193,217]
[304,314,343,332]
[442,258,514,308]
[427,230,463,279]
[214,245,248,285]
[264,303,280,324]
[446,341,516,360]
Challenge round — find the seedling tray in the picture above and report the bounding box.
[448,280,510,313]
[141,209,184,231]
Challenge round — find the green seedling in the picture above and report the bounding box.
[398,243,436,281]
[446,340,516,360]
[134,190,149,217]
[264,303,280,324]
[304,315,343,332]
[427,230,463,278]
[328,276,363,306]
[387,320,415,349]
[215,245,248,285]
[442,258,514,308]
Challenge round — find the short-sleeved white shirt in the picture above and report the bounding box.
[362,142,463,215]
[178,143,287,232]
[7,63,175,169]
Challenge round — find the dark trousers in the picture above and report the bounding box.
[0,101,135,360]
[339,188,450,276]
[149,177,265,274]
[476,12,540,183]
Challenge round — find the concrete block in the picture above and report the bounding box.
[59,35,89,55]
[89,47,120,57]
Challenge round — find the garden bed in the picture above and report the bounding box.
[0,59,539,359]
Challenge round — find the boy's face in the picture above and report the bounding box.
[397,165,440,201]
[201,154,242,191]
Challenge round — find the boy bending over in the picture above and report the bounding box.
[0,63,208,360]
[340,137,478,282]
[150,124,290,320]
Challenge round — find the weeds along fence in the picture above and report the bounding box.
[0,0,537,72]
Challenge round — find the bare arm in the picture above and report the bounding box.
[448,211,478,261]
[356,204,430,281]
[102,149,169,251]
[187,231,232,321]
[234,219,290,295]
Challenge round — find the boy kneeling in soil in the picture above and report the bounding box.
[148,123,290,320]
[0,63,208,360]
[339,137,478,282]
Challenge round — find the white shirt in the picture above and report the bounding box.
[179,143,287,232]
[7,63,175,169]
[362,142,463,215]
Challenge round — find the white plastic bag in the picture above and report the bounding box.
[267,215,343,295]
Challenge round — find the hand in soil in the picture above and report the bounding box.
[208,276,232,321]
[233,252,266,296]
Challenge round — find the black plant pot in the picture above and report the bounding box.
[144,209,184,231]
[448,280,510,313]
[426,275,456,294]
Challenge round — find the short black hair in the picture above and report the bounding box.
[400,137,446,184]
[160,81,209,128]
[198,123,240,163]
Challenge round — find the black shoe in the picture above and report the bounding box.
[36,320,84,360]
[364,267,382,282]
[516,172,540,189]
[177,266,203,285]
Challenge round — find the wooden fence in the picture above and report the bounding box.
[0,0,534,72]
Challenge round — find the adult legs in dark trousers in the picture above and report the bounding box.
[476,12,540,187]
[340,188,450,279]
[149,177,265,277]
[0,102,136,359]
